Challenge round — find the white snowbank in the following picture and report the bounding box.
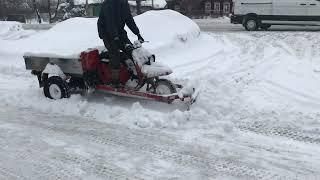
[23,10,200,58]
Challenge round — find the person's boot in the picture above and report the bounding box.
[111,69,120,88]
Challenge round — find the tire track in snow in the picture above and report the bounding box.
[17,123,141,180]
[55,152,143,180]
[86,129,285,179]
[237,121,320,145]
[0,129,82,179]
[11,108,294,180]
[0,149,78,180]
[0,165,27,180]
[0,109,141,180]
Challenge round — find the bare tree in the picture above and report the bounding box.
[32,0,42,23]
[47,0,60,23]
[136,0,141,15]
[85,0,88,15]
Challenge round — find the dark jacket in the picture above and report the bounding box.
[97,0,140,40]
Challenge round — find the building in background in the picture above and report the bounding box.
[167,0,233,18]
[0,0,232,23]
[128,0,167,15]
[73,0,103,17]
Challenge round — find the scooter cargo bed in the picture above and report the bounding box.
[24,56,83,76]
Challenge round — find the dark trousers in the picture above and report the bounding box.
[102,34,132,70]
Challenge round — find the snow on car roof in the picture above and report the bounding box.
[128,0,167,9]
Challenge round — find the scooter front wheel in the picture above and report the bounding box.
[154,79,177,104]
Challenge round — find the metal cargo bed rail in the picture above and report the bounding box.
[24,56,84,76]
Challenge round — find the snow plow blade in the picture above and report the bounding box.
[95,84,199,107]
[177,86,200,110]
[190,88,200,105]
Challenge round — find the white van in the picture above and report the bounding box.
[231,0,320,30]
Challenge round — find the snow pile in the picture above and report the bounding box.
[24,17,101,58]
[23,10,200,58]
[131,10,200,47]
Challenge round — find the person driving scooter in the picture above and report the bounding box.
[97,0,144,87]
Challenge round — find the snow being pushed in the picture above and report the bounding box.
[24,10,200,59]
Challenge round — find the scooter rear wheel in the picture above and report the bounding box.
[44,76,70,100]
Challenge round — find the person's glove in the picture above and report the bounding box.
[137,34,144,43]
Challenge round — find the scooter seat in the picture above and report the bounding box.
[141,62,173,78]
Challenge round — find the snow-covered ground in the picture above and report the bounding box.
[0,10,320,179]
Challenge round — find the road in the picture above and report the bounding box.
[194,19,320,32]
[1,105,320,179]
[21,19,320,32]
[0,106,280,179]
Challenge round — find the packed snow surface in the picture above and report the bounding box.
[1,10,320,179]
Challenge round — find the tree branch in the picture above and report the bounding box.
[48,0,60,23]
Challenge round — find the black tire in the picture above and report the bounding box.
[244,17,259,31]
[260,24,271,30]
[154,79,177,104]
[44,76,70,100]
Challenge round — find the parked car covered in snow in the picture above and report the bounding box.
[231,0,320,31]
